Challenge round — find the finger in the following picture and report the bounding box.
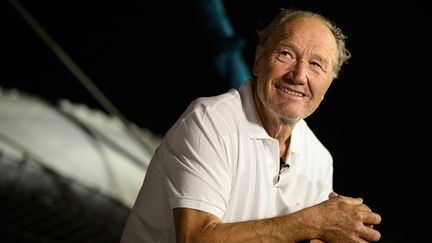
[358,203,372,212]
[336,195,364,205]
[363,212,382,225]
[360,224,381,242]
[329,192,365,205]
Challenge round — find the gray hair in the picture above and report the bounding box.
[257,8,351,78]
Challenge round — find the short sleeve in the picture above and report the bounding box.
[161,106,232,219]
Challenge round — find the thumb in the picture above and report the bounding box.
[329,192,338,198]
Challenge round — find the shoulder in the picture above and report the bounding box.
[165,88,243,139]
[178,88,243,125]
[187,88,241,116]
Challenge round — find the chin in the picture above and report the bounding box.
[280,115,302,125]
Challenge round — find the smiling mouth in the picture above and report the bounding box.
[275,84,305,97]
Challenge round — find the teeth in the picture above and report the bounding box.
[278,86,304,97]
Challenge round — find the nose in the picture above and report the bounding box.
[287,60,307,84]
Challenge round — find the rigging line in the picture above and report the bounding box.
[7,0,154,155]
[8,0,122,122]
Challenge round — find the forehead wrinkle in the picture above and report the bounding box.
[288,19,335,47]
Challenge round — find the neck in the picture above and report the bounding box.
[252,85,294,158]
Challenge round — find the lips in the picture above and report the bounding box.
[274,84,305,97]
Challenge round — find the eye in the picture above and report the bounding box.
[311,61,322,69]
[277,50,295,63]
[310,61,327,73]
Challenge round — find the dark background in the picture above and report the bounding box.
[1,0,430,242]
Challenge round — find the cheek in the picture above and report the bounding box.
[311,79,332,99]
[317,86,329,99]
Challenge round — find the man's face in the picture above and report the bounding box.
[253,17,337,124]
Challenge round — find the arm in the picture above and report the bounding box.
[173,207,313,242]
[173,193,381,243]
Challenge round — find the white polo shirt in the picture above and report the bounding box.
[120,80,333,243]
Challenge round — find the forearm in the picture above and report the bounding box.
[213,210,319,242]
[175,194,382,243]
[175,207,320,243]
[212,218,301,242]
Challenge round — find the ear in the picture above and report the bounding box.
[253,45,264,77]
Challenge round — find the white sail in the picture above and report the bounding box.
[0,87,160,208]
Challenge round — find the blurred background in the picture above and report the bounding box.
[0,0,429,242]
